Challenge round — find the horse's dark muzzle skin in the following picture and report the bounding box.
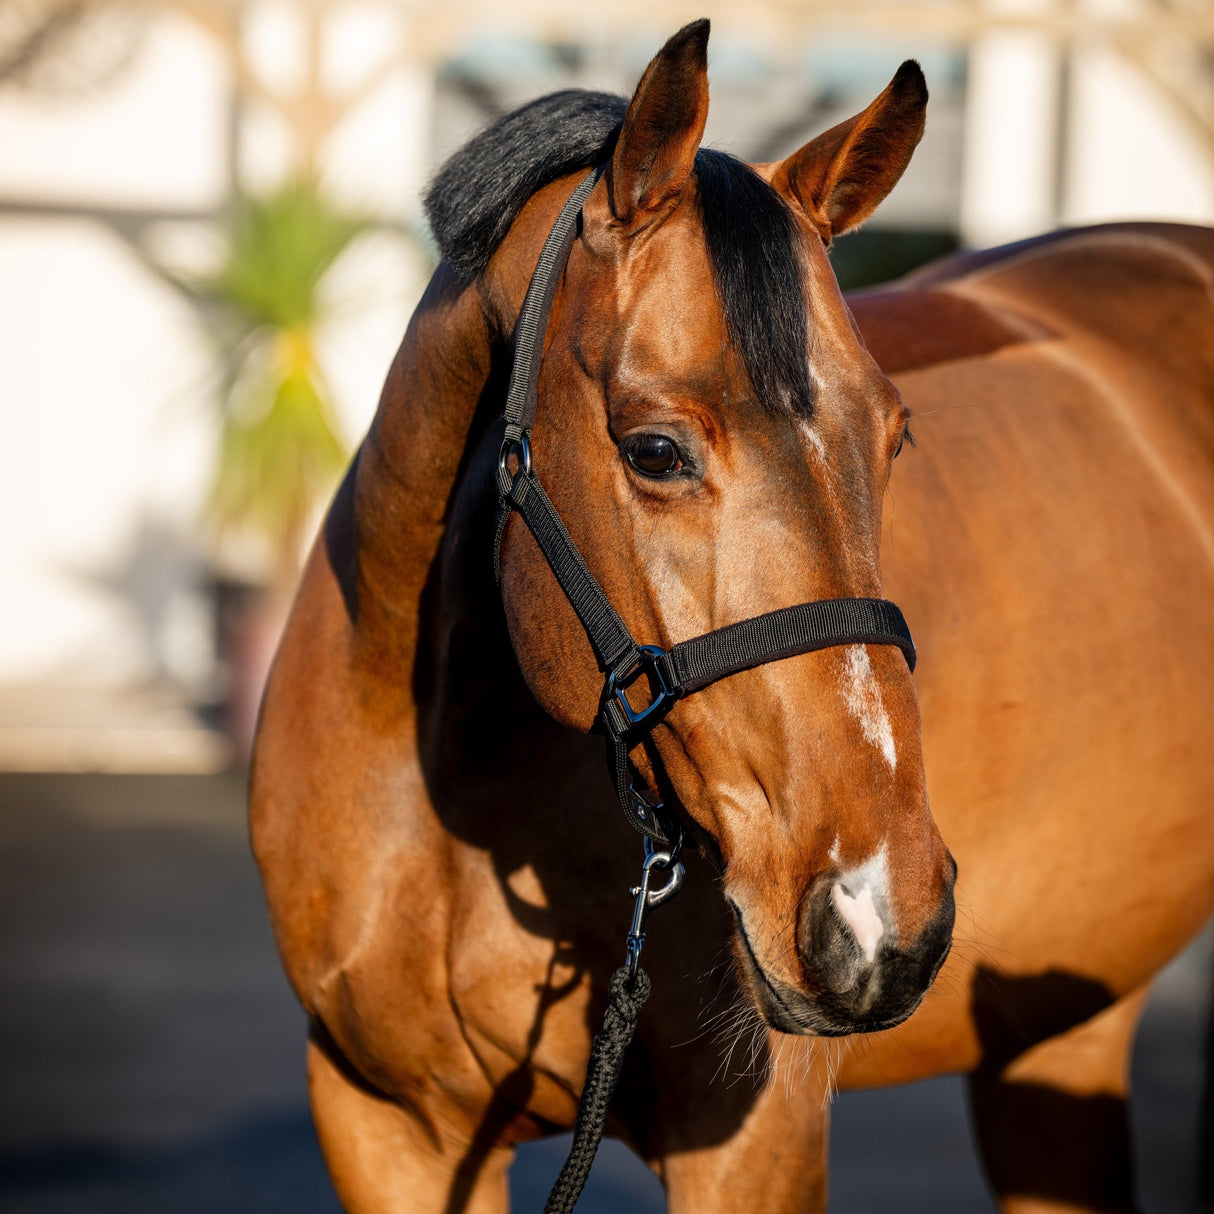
[730,873,956,1037]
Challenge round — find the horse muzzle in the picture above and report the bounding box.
[728,864,956,1036]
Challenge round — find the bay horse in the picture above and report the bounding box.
[250,19,1214,1213]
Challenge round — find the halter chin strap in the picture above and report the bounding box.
[494,167,916,847]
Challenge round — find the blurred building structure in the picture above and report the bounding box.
[1,0,1212,769]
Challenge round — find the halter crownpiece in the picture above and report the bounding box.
[494,167,916,847]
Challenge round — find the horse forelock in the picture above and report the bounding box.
[424,91,815,424]
[694,149,814,421]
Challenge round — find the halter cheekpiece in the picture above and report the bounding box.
[493,166,916,849]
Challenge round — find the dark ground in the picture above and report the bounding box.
[0,773,1208,1212]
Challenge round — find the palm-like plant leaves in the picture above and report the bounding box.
[171,180,372,587]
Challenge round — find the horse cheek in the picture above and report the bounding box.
[499,529,602,733]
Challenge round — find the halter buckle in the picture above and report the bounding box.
[605,645,675,732]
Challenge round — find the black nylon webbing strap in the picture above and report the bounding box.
[609,732,662,838]
[506,472,637,672]
[666,597,916,692]
[600,599,914,742]
[503,167,603,441]
[495,167,604,586]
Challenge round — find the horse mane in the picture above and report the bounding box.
[424,90,628,277]
[424,89,812,418]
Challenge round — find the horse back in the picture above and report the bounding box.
[853,221,1214,552]
[853,222,1214,388]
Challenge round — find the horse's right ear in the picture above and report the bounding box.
[608,19,710,229]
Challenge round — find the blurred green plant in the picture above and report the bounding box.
[165,179,374,590]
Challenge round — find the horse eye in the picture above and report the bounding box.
[894,423,915,460]
[623,433,682,478]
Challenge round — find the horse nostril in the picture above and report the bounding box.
[831,881,885,963]
[799,876,881,998]
[777,866,956,1033]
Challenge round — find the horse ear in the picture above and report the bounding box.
[609,19,710,228]
[772,60,927,242]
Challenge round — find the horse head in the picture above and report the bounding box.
[487,21,955,1036]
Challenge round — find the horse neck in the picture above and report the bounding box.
[350,184,573,690]
[350,263,502,672]
[350,247,555,757]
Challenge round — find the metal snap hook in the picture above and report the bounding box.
[625,846,685,982]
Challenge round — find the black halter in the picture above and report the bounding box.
[494,167,916,848]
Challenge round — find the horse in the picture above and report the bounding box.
[250,19,1214,1214]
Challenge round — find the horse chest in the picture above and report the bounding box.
[443,859,604,1123]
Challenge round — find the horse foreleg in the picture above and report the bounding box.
[659,1051,831,1214]
[307,1028,513,1214]
[966,987,1149,1214]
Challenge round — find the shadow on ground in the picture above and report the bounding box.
[0,774,1208,1213]
[1,1109,335,1214]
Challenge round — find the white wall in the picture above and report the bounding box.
[2,1,1213,695]
[0,14,226,688]
[961,0,1214,246]
[961,19,1064,245]
[1063,40,1214,227]
[0,5,428,691]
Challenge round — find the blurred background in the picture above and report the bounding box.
[0,1,1212,1211]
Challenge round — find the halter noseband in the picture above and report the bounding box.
[494,167,916,848]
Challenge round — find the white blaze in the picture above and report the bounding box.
[842,644,897,771]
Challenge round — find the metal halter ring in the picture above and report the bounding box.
[497,432,532,480]
[605,645,676,731]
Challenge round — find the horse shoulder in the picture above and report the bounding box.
[250,475,451,1010]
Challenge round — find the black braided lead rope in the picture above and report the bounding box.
[543,966,652,1214]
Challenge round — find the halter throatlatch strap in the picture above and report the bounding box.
[494,167,917,848]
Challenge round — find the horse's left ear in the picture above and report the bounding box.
[771,61,927,242]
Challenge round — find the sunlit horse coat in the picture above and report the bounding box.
[252,20,1214,1214]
